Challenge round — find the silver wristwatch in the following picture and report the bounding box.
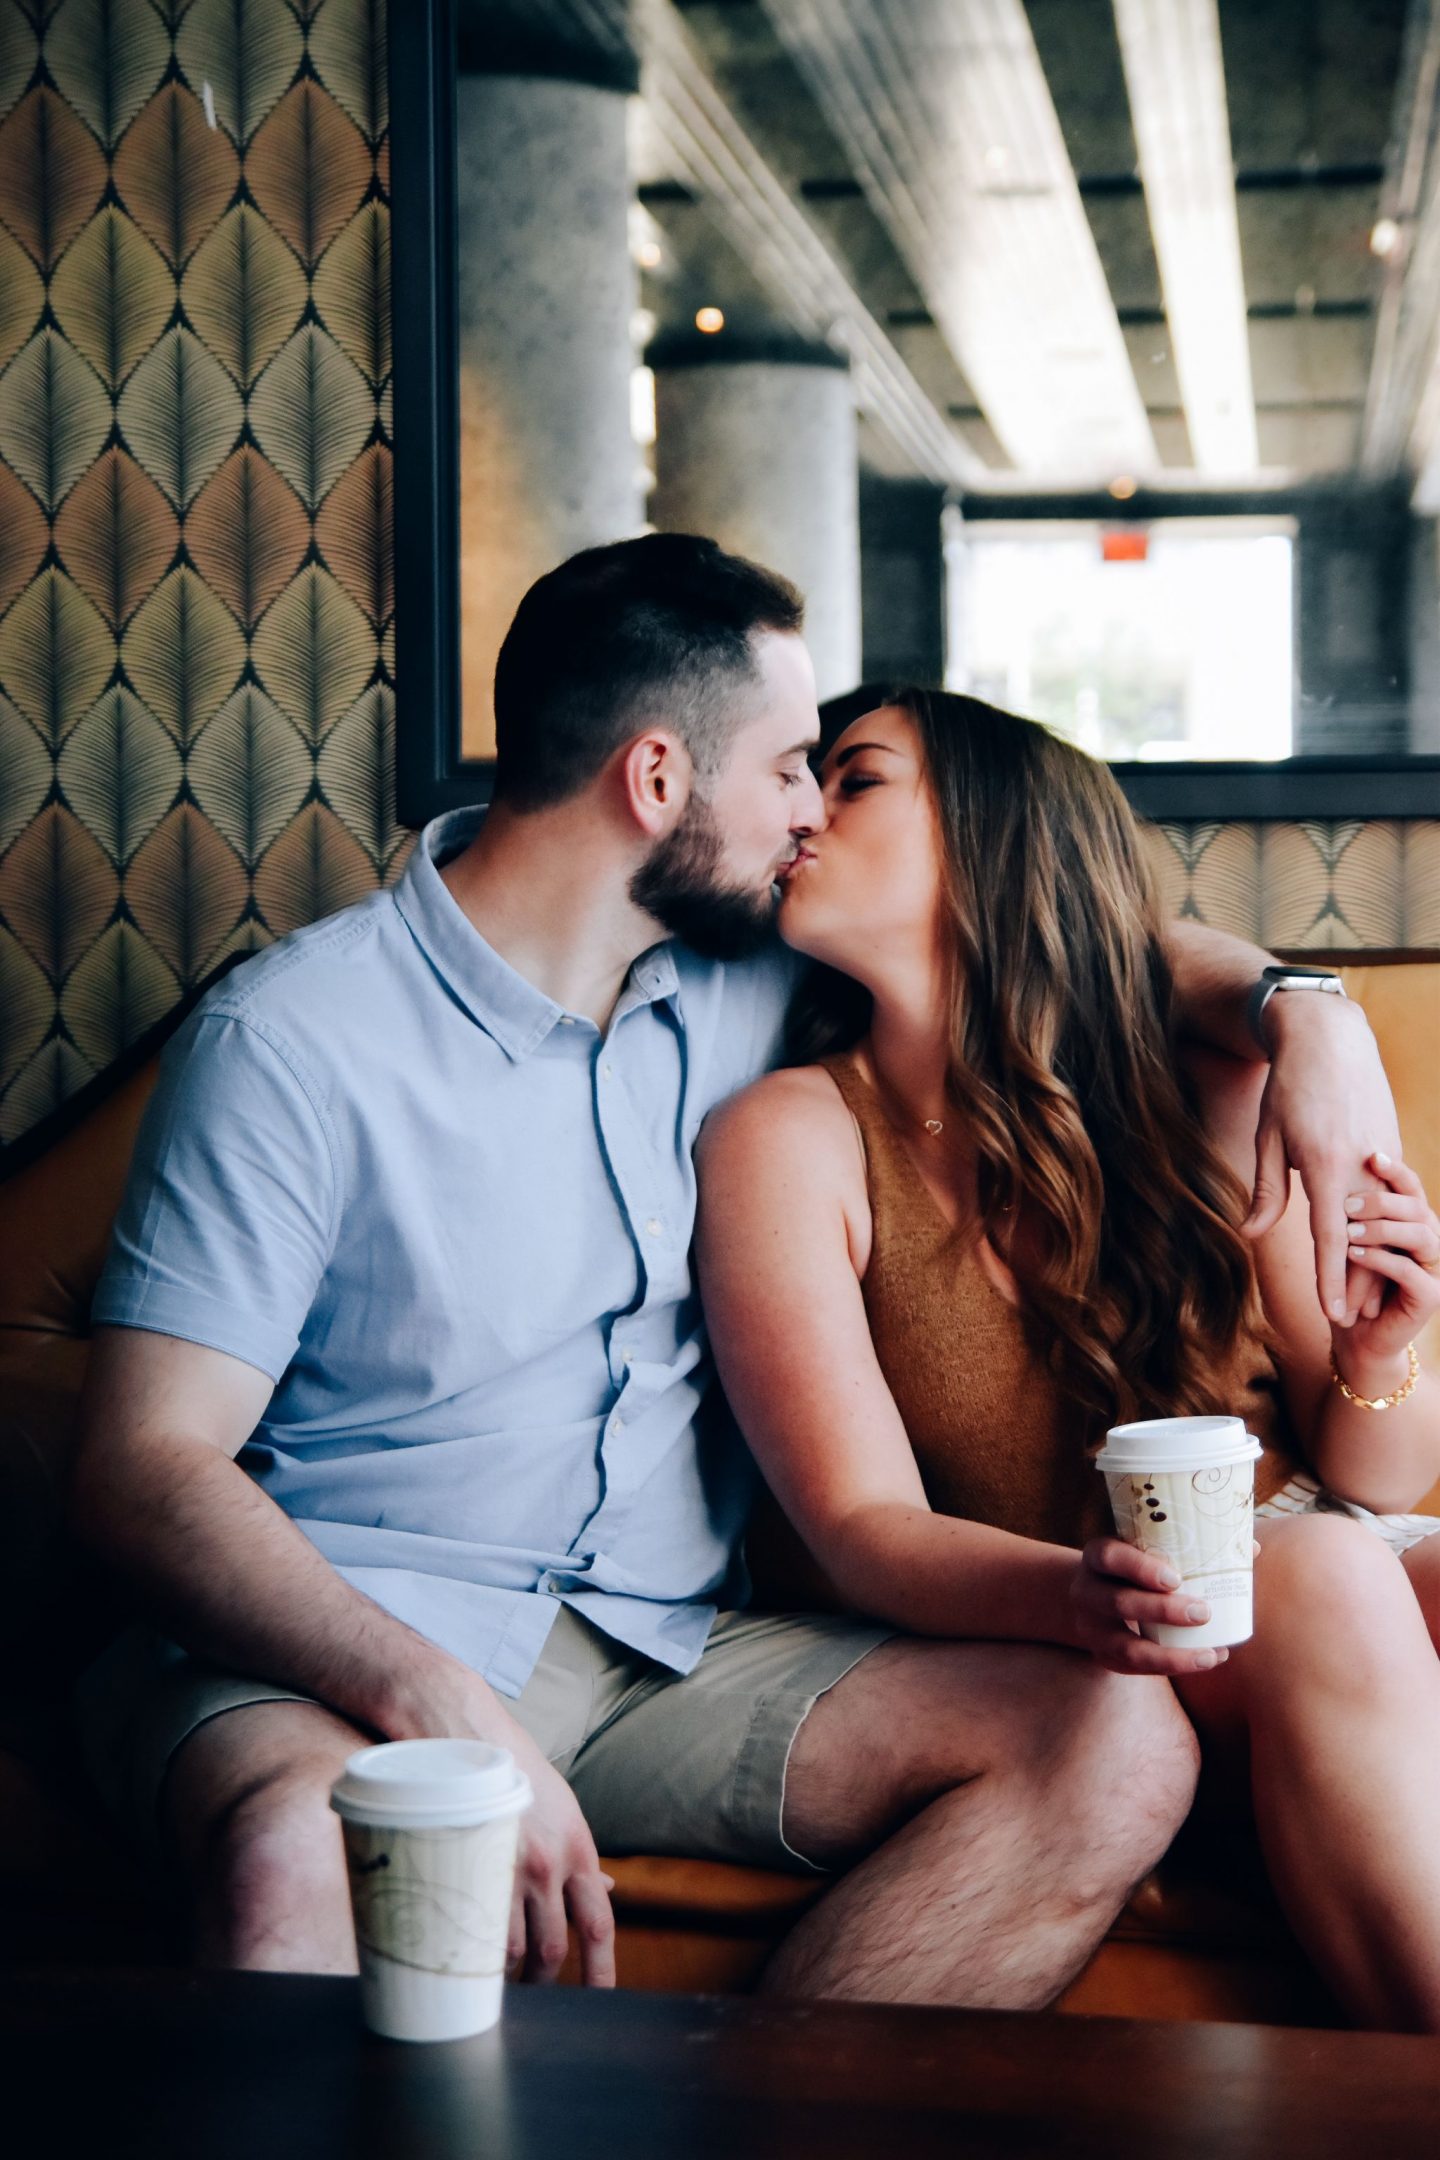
[1246,964,1346,1052]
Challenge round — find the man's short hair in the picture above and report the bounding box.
[492,533,805,811]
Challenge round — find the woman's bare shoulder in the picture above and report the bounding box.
[697,1062,858,1169]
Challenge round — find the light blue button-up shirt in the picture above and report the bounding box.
[92,809,799,1696]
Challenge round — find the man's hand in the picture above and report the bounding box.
[503,1726,617,1987]
[1242,993,1402,1328]
[379,1660,616,1988]
[1067,1539,1231,1676]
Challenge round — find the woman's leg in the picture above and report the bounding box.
[1175,1511,1440,2033]
[1400,1529,1440,1655]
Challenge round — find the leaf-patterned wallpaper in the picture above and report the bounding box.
[0,0,408,1149]
[0,1,1435,1152]
[1143,819,1440,955]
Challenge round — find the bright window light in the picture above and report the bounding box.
[949,520,1294,760]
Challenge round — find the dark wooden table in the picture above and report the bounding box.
[3,1970,1438,2159]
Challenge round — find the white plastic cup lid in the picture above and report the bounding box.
[330,1738,532,1829]
[1096,1415,1262,1474]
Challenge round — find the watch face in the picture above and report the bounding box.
[1264,966,1342,986]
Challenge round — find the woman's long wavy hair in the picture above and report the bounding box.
[786,687,1269,1446]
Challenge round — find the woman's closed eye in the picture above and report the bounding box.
[838,773,882,796]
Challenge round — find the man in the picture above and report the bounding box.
[71,535,1397,2008]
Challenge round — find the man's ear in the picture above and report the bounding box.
[618,730,692,837]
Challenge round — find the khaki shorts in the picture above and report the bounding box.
[73,1603,891,1881]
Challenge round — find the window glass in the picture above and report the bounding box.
[950,522,1294,761]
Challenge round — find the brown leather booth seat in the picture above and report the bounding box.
[2,961,1437,2022]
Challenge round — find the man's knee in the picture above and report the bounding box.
[1051,1664,1199,1839]
[993,1660,1198,1919]
[162,1709,362,1967]
[204,1757,348,1898]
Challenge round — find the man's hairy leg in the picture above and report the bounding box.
[763,1638,1198,2010]
[159,1699,366,1974]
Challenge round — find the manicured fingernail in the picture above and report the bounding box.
[1214,1648,1229,1663]
[1345,1195,1364,1214]
[1374,1151,1392,1168]
[1194,1650,1218,1669]
[1330,1297,1347,1320]
[1185,1602,1211,1623]
[1349,1245,1365,1261]
[1157,1567,1181,1590]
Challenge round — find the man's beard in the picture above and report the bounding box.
[629,791,780,961]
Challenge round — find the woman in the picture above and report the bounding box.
[696,688,1440,2032]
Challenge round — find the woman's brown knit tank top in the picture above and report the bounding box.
[820,1054,1297,1548]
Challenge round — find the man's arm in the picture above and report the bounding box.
[69,1328,485,1735]
[1164,920,1401,1328]
[69,1327,617,1986]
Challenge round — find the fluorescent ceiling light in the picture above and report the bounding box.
[536,0,979,485]
[1362,0,1440,486]
[1113,0,1258,474]
[762,0,1157,480]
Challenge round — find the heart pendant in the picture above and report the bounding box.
[923,1119,944,1136]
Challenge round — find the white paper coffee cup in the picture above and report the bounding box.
[330,1738,532,2042]
[1095,1415,1263,1649]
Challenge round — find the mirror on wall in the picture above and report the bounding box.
[393,0,1440,822]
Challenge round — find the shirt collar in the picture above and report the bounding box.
[393,807,682,1061]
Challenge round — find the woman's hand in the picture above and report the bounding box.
[1333,1151,1440,1382]
[1067,1538,1232,1676]
[1243,993,1401,1327]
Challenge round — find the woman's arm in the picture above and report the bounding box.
[695,1069,1226,1673]
[1164,922,1401,1328]
[1188,1047,1440,1513]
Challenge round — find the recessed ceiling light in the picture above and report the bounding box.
[637,240,663,270]
[695,307,725,334]
[1108,474,1139,500]
[1370,217,1402,260]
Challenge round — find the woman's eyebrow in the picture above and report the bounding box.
[831,741,904,769]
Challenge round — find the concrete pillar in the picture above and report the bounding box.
[858,473,945,685]
[651,355,862,701]
[455,65,643,757]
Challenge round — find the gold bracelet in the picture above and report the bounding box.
[1329,1341,1420,1411]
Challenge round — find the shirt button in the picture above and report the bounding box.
[611,1415,625,1433]
[602,1062,614,1078]
[645,1218,663,1237]
[558,1015,574,1027]
[622,1346,638,1362]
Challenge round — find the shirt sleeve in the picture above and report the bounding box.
[90,1006,340,1383]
